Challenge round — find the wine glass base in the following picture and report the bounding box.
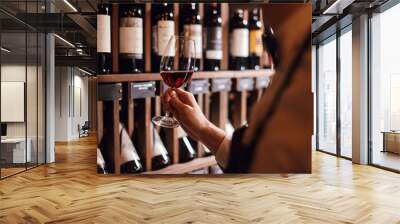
[152,116,180,128]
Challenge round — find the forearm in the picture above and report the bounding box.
[198,121,231,169]
[198,121,226,152]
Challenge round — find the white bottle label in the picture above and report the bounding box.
[205,27,223,60]
[230,28,249,57]
[119,17,143,55]
[120,124,140,163]
[206,50,223,60]
[157,20,175,56]
[97,15,111,53]
[184,24,202,58]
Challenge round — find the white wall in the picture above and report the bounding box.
[1,65,41,138]
[55,66,89,141]
[1,64,46,163]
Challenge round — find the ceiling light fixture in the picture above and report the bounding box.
[54,34,76,48]
[78,67,93,76]
[63,0,78,12]
[323,0,354,15]
[1,47,11,53]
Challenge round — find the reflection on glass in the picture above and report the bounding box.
[27,31,39,169]
[340,29,352,158]
[1,32,27,177]
[371,4,400,171]
[38,33,46,165]
[317,37,337,154]
[0,0,47,179]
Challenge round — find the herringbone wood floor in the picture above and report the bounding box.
[1,136,400,224]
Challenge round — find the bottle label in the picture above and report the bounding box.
[97,15,111,53]
[230,28,249,57]
[184,24,202,58]
[120,124,140,163]
[250,29,263,56]
[157,20,175,56]
[205,27,223,60]
[119,17,143,57]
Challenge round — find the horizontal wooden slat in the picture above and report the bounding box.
[97,70,274,83]
[143,156,217,174]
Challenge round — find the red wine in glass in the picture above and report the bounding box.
[152,36,195,128]
[160,70,194,88]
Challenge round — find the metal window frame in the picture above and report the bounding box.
[0,0,47,180]
[315,24,353,161]
[367,0,400,173]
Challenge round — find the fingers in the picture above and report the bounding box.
[169,90,190,112]
[162,92,172,112]
[173,88,197,107]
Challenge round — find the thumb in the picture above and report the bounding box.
[174,88,196,107]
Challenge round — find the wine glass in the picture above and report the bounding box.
[152,35,196,128]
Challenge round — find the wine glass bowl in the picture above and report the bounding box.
[152,36,196,128]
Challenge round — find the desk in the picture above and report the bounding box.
[382,131,400,154]
[1,138,31,164]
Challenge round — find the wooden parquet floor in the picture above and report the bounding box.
[1,136,400,224]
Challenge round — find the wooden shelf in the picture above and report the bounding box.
[97,69,274,83]
[97,3,273,175]
[143,156,217,174]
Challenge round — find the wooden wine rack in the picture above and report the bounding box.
[97,3,274,174]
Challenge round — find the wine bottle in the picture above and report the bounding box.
[203,146,212,157]
[97,148,108,174]
[248,8,263,70]
[180,3,202,72]
[229,9,249,71]
[225,120,235,139]
[178,127,197,163]
[119,4,144,73]
[152,3,175,72]
[188,137,212,157]
[120,123,144,174]
[262,25,274,69]
[97,4,112,74]
[203,3,222,71]
[152,128,171,170]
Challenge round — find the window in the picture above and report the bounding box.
[339,28,352,158]
[317,36,337,154]
[370,3,400,171]
[0,1,47,179]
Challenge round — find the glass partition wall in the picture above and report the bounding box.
[339,28,352,159]
[316,26,352,159]
[317,35,337,155]
[370,3,400,171]
[0,1,46,179]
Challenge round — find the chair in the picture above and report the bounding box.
[78,121,90,138]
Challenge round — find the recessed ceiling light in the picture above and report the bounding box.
[1,47,11,53]
[54,34,75,48]
[63,0,78,12]
[77,67,93,76]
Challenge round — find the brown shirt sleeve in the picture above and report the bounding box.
[239,4,313,173]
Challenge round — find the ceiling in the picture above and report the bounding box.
[0,0,392,69]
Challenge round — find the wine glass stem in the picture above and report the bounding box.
[165,87,174,118]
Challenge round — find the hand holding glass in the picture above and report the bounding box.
[152,36,196,128]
